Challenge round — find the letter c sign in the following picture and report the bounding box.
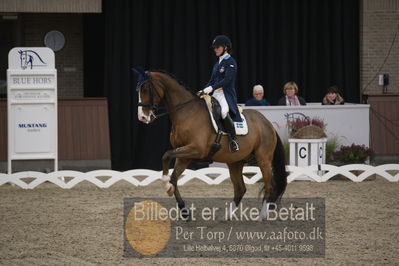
[299,147,307,159]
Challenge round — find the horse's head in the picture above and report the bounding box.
[133,68,164,124]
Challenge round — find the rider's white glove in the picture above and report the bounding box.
[203,86,213,94]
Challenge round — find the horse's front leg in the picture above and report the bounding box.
[170,158,193,219]
[161,146,198,195]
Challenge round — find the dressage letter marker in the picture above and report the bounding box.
[289,138,327,181]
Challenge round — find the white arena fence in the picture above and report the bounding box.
[0,164,398,189]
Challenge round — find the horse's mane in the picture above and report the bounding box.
[150,69,198,97]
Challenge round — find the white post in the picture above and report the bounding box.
[288,138,327,181]
[7,47,58,174]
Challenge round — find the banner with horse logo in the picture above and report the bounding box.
[8,47,55,70]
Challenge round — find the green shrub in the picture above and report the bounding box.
[326,138,339,163]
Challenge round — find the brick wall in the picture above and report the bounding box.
[360,0,399,95]
[23,13,84,97]
[0,0,101,13]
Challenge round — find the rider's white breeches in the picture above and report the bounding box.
[213,89,229,119]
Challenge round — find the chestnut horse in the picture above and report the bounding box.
[134,69,287,219]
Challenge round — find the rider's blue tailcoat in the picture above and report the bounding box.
[206,54,242,122]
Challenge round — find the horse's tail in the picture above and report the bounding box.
[269,132,288,202]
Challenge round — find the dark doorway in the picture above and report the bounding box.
[83,13,105,97]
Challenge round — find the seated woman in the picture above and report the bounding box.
[245,84,270,106]
[277,81,306,106]
[322,86,344,105]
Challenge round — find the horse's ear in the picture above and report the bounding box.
[132,67,146,91]
[132,67,144,76]
[144,71,151,80]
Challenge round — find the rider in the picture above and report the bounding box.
[199,35,241,152]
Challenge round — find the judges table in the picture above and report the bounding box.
[242,103,370,146]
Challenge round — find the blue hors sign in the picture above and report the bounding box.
[11,76,54,85]
[7,47,57,173]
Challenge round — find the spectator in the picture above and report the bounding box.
[277,81,306,106]
[322,86,344,105]
[245,84,270,106]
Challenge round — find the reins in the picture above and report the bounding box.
[152,98,198,119]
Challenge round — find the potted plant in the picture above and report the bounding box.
[332,143,375,180]
[333,144,374,164]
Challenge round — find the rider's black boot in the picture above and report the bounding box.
[222,114,239,152]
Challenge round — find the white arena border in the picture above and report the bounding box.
[0,164,398,189]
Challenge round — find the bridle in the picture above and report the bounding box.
[137,77,198,122]
[137,79,161,117]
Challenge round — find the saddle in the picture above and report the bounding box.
[201,95,248,136]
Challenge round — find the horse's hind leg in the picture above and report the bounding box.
[254,148,274,220]
[226,162,246,218]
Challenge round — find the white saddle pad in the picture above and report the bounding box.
[202,95,249,136]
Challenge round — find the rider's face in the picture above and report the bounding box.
[213,46,225,57]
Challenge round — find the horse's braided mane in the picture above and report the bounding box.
[150,69,198,97]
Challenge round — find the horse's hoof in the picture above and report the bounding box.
[181,208,191,221]
[225,201,238,221]
[165,183,174,196]
[162,175,170,182]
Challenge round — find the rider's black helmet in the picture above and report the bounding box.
[211,35,232,48]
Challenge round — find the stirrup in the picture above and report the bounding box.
[230,140,239,152]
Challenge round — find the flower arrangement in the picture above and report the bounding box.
[289,117,326,133]
[288,116,327,139]
[333,144,374,164]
